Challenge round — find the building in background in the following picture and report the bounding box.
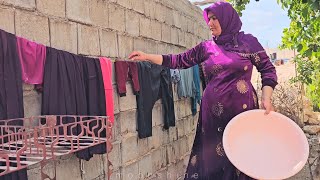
[264,47,296,64]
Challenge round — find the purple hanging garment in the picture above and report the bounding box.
[16,36,46,84]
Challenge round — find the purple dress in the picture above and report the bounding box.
[162,40,277,179]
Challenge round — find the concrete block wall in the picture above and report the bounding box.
[0,0,210,179]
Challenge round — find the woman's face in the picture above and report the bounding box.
[207,11,222,37]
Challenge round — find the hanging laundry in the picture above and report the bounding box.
[191,65,202,116]
[170,69,181,84]
[177,68,195,98]
[114,60,140,96]
[0,29,27,180]
[41,47,107,160]
[136,62,175,139]
[16,36,46,84]
[99,57,114,125]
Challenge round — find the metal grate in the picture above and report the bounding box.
[0,115,112,179]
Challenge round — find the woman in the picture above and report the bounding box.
[129,1,277,179]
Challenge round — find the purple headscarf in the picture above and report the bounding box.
[203,1,264,54]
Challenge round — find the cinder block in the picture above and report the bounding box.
[15,10,50,45]
[3,0,35,10]
[125,10,139,36]
[178,29,186,47]
[82,155,104,180]
[180,15,188,32]
[27,165,41,180]
[183,116,193,136]
[37,0,65,17]
[155,3,165,23]
[199,26,207,40]
[185,98,193,116]
[187,18,194,34]
[164,7,173,26]
[157,42,168,54]
[151,20,162,41]
[185,32,192,48]
[187,133,195,152]
[29,160,56,180]
[118,83,137,111]
[139,16,151,38]
[113,85,120,114]
[89,0,109,28]
[110,169,121,180]
[193,22,200,37]
[150,168,168,180]
[144,0,156,19]
[131,0,144,14]
[171,27,179,45]
[138,154,153,179]
[161,0,175,9]
[168,126,178,142]
[122,162,139,180]
[173,45,182,54]
[173,140,181,161]
[138,137,150,156]
[112,114,121,141]
[161,24,171,43]
[106,142,121,171]
[149,126,162,149]
[133,37,146,52]
[191,35,198,47]
[78,24,100,56]
[176,119,185,138]
[118,34,133,58]
[23,89,41,118]
[109,3,125,32]
[166,144,177,164]
[56,154,82,180]
[169,160,186,180]
[174,99,186,120]
[0,6,14,33]
[116,0,132,9]
[50,19,77,54]
[151,147,167,173]
[178,136,188,157]
[121,135,139,164]
[100,30,119,57]
[66,0,91,24]
[152,103,164,127]
[162,128,170,145]
[145,39,158,54]
[119,109,137,134]
[172,11,181,29]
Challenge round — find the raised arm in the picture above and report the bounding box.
[129,42,206,69]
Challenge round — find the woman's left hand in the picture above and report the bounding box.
[260,98,274,115]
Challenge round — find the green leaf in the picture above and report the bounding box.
[297,44,303,51]
[311,2,320,11]
[305,49,313,57]
[302,8,308,18]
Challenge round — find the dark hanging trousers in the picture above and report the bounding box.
[136,62,175,139]
[0,29,27,180]
[41,47,107,160]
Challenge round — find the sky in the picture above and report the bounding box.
[189,0,291,48]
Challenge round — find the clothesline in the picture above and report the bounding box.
[15,33,141,63]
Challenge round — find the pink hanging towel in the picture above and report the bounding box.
[99,57,114,125]
[16,36,46,84]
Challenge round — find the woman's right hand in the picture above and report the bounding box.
[129,51,163,65]
[128,51,148,61]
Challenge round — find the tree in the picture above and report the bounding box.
[231,0,320,109]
